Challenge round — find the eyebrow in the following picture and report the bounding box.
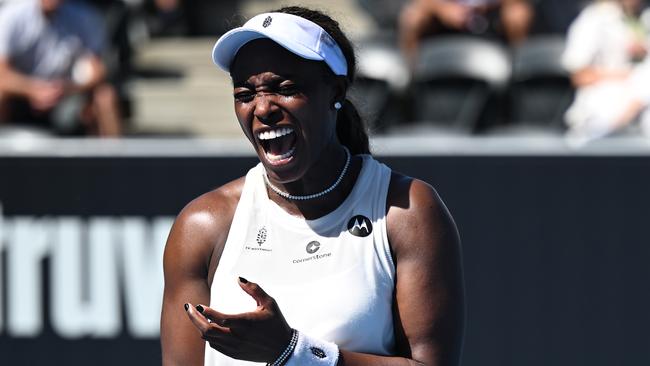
[232,80,250,88]
[232,73,296,88]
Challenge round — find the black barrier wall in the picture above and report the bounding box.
[0,153,649,365]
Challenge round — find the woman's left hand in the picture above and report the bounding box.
[184,277,293,363]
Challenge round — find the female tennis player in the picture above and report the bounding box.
[161,6,465,366]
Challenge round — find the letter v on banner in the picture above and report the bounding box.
[121,217,171,338]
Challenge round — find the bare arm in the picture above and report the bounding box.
[338,174,465,365]
[571,67,631,88]
[0,58,45,97]
[0,58,68,111]
[0,52,106,97]
[161,182,242,366]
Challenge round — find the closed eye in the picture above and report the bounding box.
[278,84,299,96]
[234,90,254,103]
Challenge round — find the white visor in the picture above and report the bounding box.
[212,12,348,76]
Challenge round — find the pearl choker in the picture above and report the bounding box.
[263,146,351,201]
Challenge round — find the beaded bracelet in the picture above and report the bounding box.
[266,329,299,366]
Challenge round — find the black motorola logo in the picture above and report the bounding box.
[306,241,320,254]
[347,215,372,237]
[262,16,272,28]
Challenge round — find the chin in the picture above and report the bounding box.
[259,150,311,185]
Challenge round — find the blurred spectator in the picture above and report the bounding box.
[0,0,122,136]
[131,0,239,37]
[141,0,187,36]
[398,0,534,64]
[82,0,133,82]
[356,0,410,30]
[563,0,650,141]
[531,0,582,35]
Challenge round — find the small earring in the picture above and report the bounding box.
[334,101,342,110]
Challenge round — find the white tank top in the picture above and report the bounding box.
[205,155,396,365]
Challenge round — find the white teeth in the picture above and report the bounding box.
[266,146,296,161]
[258,127,294,140]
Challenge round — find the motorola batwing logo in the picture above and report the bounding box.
[347,215,372,237]
[306,241,321,254]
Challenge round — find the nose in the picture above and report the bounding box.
[253,93,282,125]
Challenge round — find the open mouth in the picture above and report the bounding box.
[257,126,297,165]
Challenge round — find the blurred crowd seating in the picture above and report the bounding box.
[352,34,574,137]
[3,0,642,140]
[351,0,583,136]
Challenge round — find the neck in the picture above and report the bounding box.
[266,144,361,219]
[290,144,348,191]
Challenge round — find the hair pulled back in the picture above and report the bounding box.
[272,6,370,155]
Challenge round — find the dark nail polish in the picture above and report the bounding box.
[196,304,204,313]
[239,276,248,284]
[184,303,189,311]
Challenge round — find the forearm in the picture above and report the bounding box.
[279,331,438,366]
[571,67,631,87]
[0,63,36,97]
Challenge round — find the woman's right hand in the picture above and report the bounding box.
[185,278,294,363]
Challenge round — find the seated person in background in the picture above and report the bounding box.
[563,0,650,141]
[0,0,122,137]
[399,0,534,64]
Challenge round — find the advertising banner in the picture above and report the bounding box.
[1,148,649,365]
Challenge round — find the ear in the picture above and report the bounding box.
[331,76,348,108]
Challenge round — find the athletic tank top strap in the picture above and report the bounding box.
[211,164,266,279]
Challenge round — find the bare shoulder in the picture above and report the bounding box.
[181,176,245,224]
[174,176,245,239]
[386,171,459,259]
[164,176,246,279]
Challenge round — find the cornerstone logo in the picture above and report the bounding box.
[292,240,331,264]
[306,241,320,254]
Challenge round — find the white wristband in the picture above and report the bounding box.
[284,331,340,366]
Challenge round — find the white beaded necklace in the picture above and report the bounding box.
[263,146,351,201]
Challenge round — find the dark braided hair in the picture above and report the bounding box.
[272,6,371,155]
